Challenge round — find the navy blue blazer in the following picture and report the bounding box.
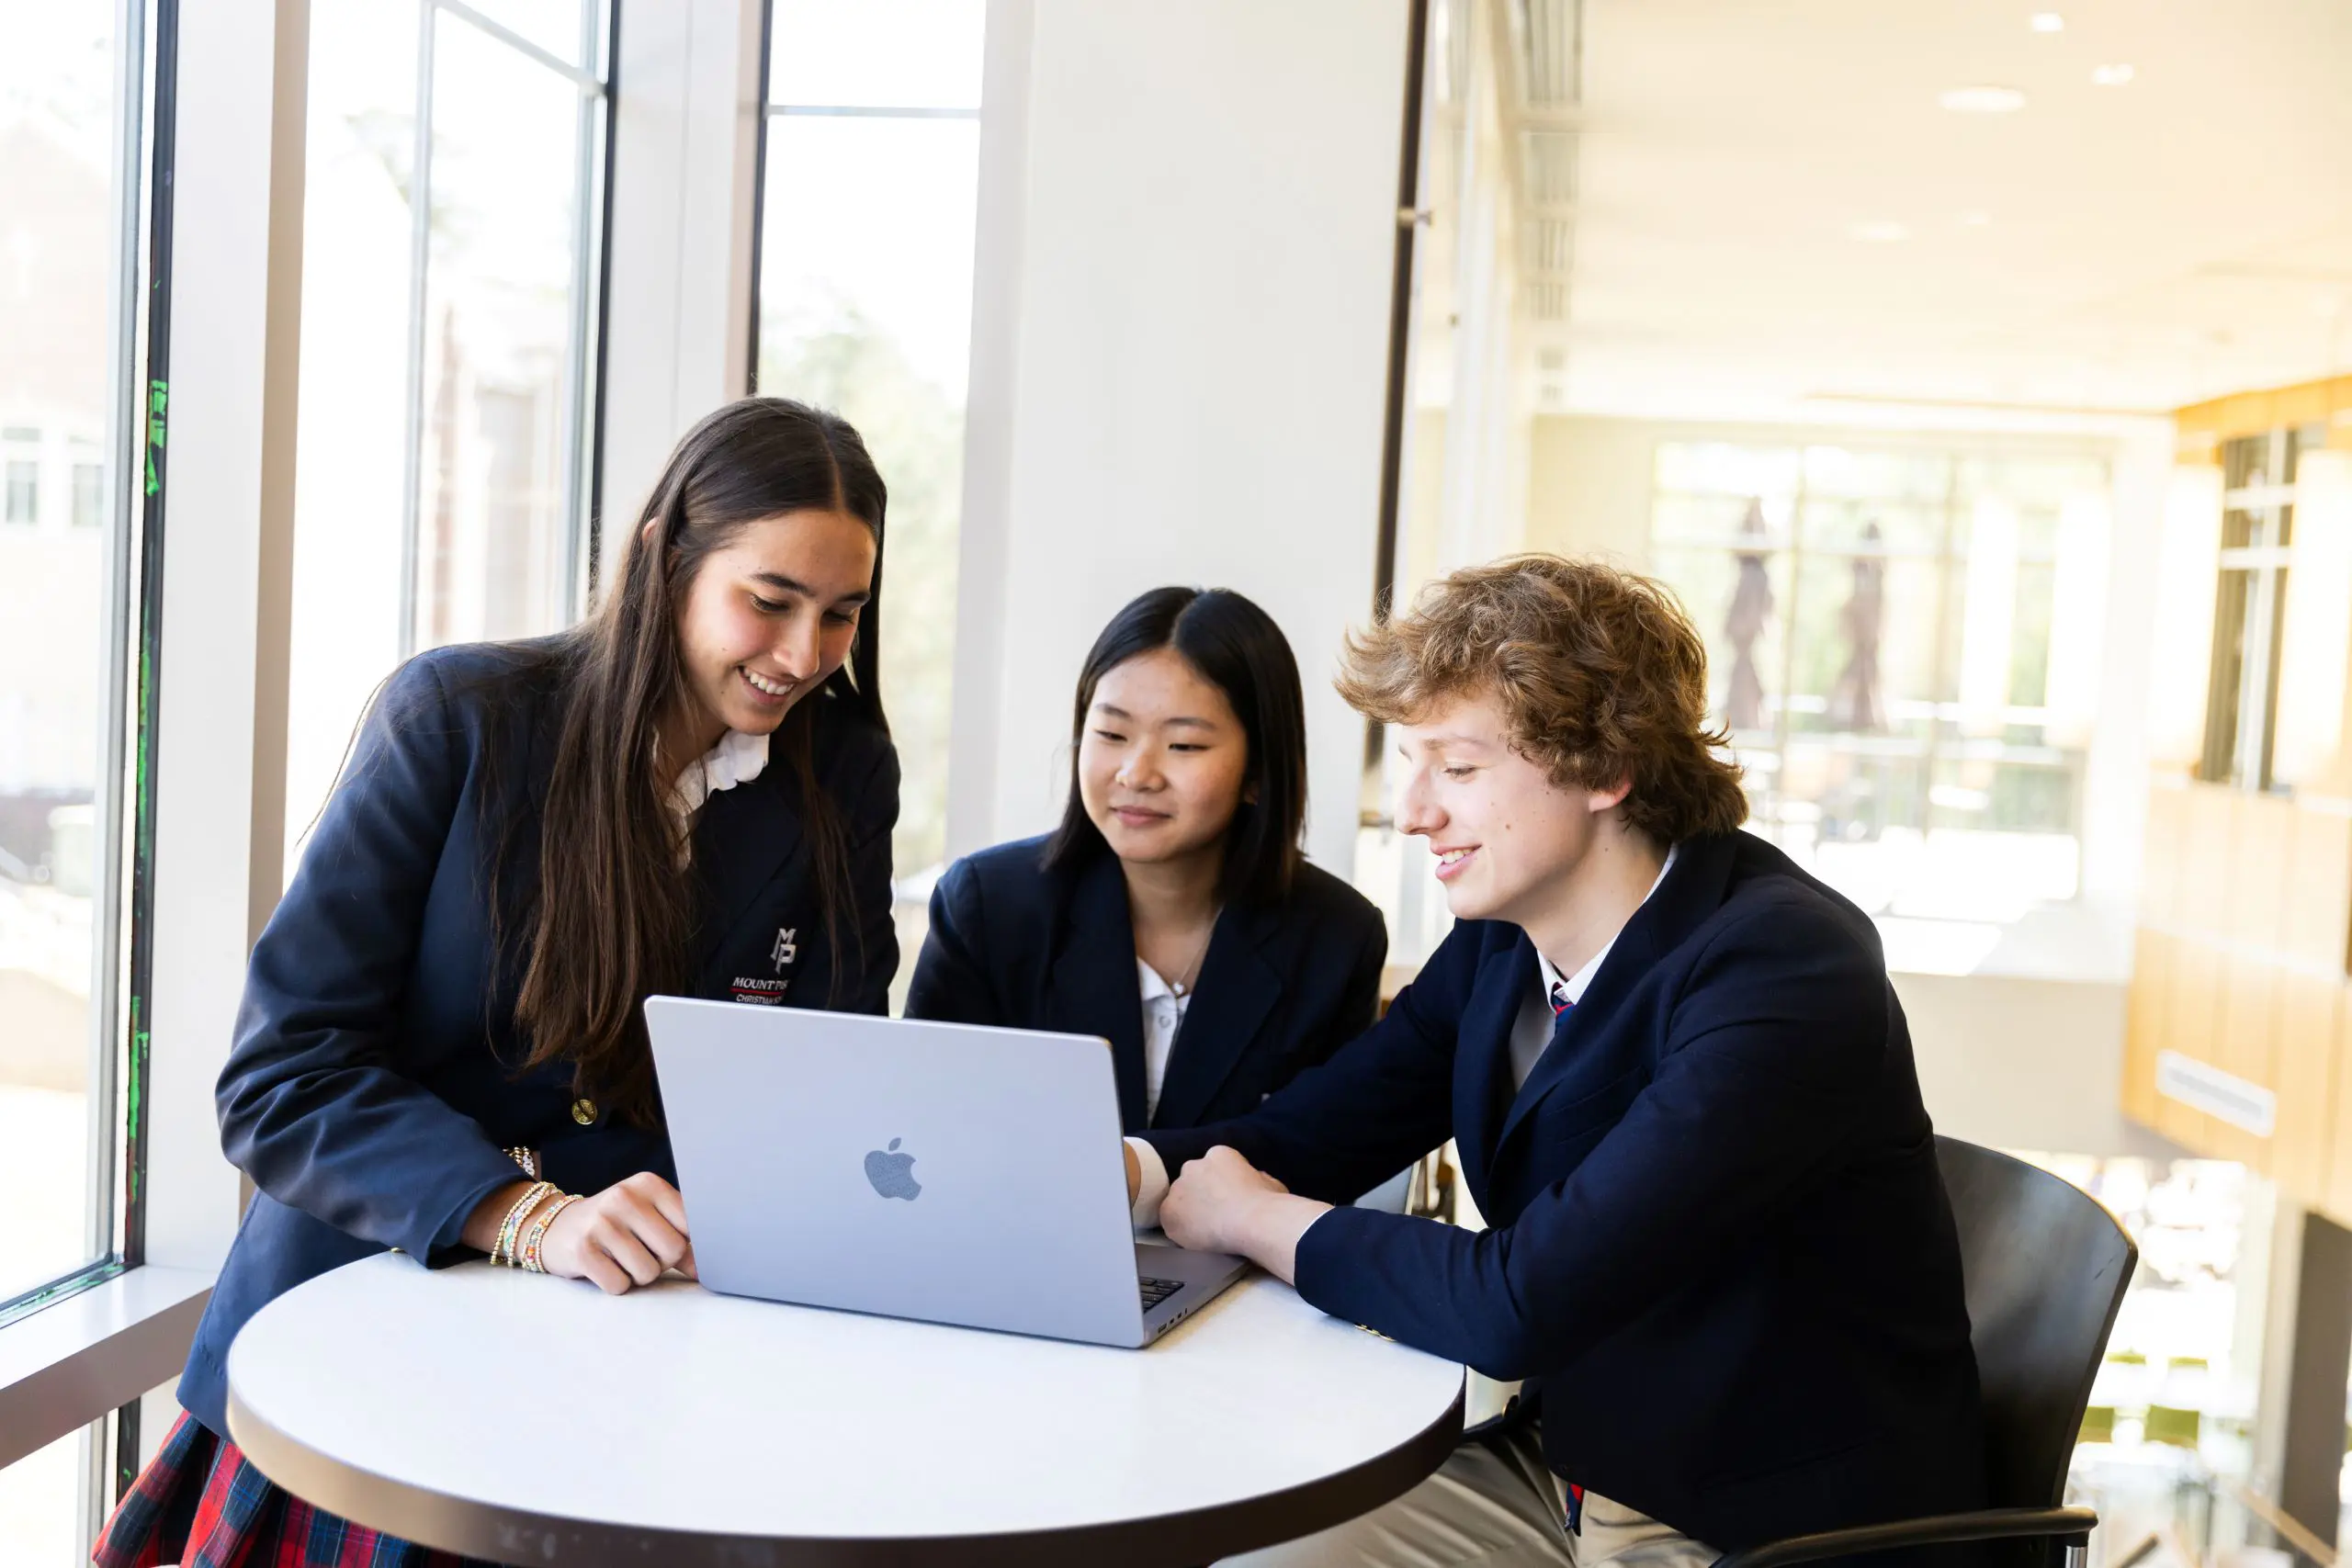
[1144,830,1985,1551]
[177,639,899,1437]
[904,835,1386,1133]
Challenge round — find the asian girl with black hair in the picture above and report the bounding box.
[907,587,1386,1137]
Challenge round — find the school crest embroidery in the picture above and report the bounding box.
[732,926,799,1005]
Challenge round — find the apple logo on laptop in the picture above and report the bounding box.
[865,1138,922,1201]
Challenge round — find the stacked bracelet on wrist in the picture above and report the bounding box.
[492,1180,557,1268]
[503,1145,540,1180]
[519,1192,582,1274]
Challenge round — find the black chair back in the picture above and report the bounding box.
[1935,1136,2137,1509]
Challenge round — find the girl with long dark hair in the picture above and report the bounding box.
[97,398,899,1567]
[906,586,1385,1137]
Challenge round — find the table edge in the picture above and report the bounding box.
[228,1369,1465,1568]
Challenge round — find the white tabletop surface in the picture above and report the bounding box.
[227,1253,1465,1566]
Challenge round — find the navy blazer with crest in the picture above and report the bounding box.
[1142,830,1985,1553]
[175,638,899,1438]
[903,834,1386,1133]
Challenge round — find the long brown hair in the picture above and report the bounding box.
[506,398,888,1124]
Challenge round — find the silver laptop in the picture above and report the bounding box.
[645,998,1249,1347]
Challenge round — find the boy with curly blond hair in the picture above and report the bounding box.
[1128,555,1986,1567]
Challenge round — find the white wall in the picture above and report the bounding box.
[949,0,1412,874]
[1894,972,2177,1158]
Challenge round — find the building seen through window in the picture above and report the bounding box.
[280,0,611,882]
[0,0,152,1548]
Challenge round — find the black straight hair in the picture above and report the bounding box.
[1042,586,1307,907]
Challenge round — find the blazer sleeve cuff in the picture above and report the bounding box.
[1291,1202,1380,1320]
[419,1154,542,1265]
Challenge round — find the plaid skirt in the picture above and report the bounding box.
[94,1412,493,1568]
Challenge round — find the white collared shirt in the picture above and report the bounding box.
[1136,958,1191,1124]
[664,728,770,860]
[1127,842,1679,1227]
[1505,843,1678,1091]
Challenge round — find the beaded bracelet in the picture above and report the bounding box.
[518,1192,582,1275]
[492,1180,556,1267]
[503,1146,539,1180]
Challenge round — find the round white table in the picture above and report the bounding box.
[225,1253,1466,1566]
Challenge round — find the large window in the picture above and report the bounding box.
[0,0,163,1549]
[2199,425,2325,792]
[1648,440,2111,926]
[284,0,612,874]
[755,0,985,888]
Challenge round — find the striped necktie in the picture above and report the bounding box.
[1550,979,1574,1017]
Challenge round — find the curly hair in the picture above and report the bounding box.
[1337,554,1747,845]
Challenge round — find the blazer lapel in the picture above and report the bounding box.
[1046,855,1152,1133]
[690,766,805,968]
[1453,935,1539,1203]
[1492,832,1741,1151]
[1149,904,1283,1130]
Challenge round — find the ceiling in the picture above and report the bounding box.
[1555,0,2352,423]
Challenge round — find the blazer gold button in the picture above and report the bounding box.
[571,1098,597,1125]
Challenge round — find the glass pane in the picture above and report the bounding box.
[770,0,986,110]
[1653,541,1786,739]
[2200,570,2252,784]
[414,16,588,649]
[1954,453,2108,517]
[1651,437,2096,924]
[1652,491,1791,550]
[453,0,594,73]
[758,115,981,885]
[1798,497,1946,555]
[1655,441,1800,501]
[0,1426,90,1562]
[1802,445,1951,505]
[2221,434,2269,492]
[1786,553,1943,740]
[0,0,130,1302]
[286,0,418,868]
[2009,560,2055,709]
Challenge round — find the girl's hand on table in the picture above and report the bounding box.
[538,1172,696,1294]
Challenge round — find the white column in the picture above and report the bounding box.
[949,0,1412,874]
[596,0,765,563]
[2075,421,2173,906]
[146,0,309,1273]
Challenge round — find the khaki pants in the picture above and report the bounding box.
[1223,1423,1718,1568]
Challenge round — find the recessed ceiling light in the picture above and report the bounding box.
[1960,211,1993,228]
[1939,85,2029,114]
[2030,12,2064,32]
[2092,63,2135,85]
[1850,220,1911,244]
